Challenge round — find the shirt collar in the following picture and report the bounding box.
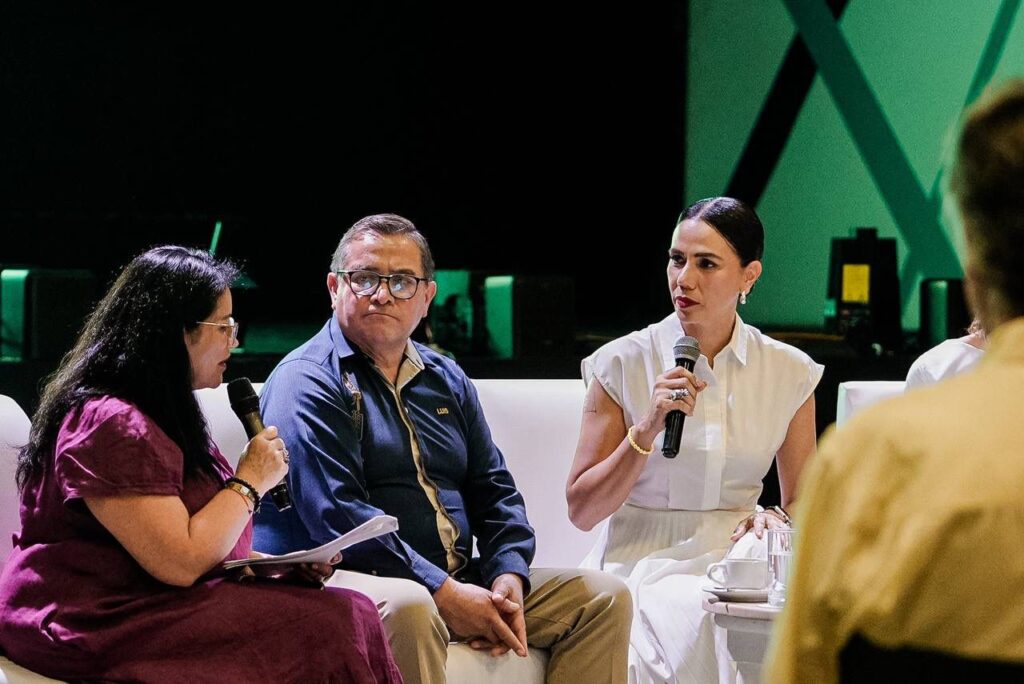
[656,311,748,369]
[720,312,748,366]
[404,340,426,370]
[329,316,358,360]
[328,315,427,370]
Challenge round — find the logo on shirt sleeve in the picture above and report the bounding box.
[436,407,450,415]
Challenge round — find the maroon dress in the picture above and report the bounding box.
[0,396,403,683]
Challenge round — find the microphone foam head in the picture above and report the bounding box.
[227,377,260,415]
[673,336,701,363]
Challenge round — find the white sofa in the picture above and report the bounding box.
[835,380,905,425]
[0,396,63,684]
[1,379,598,683]
[197,378,598,683]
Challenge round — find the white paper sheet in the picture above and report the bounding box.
[223,514,399,569]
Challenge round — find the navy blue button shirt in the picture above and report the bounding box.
[253,318,535,593]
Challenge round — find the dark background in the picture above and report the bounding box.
[1,2,689,332]
[1,3,921,509]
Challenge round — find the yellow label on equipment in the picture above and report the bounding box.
[842,264,870,303]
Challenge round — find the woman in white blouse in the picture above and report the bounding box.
[905,319,985,390]
[566,197,823,684]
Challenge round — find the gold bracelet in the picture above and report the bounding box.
[224,481,255,514]
[626,425,653,455]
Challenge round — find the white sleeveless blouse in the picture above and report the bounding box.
[582,313,823,512]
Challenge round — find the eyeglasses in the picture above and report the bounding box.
[195,317,240,342]
[337,270,431,300]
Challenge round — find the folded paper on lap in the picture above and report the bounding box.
[223,515,398,569]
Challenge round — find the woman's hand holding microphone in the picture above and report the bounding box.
[631,367,708,452]
[235,426,289,498]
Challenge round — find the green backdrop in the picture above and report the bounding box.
[686,0,1024,330]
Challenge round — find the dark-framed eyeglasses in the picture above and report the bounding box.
[195,317,240,342]
[337,270,431,300]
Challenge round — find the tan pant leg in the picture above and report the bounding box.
[329,570,450,684]
[524,567,632,684]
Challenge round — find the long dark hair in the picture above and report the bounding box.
[16,246,239,489]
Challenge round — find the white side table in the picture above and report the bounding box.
[702,596,780,684]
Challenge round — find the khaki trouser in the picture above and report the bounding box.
[330,567,631,684]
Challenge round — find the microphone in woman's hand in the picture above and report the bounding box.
[227,377,292,510]
[663,337,700,458]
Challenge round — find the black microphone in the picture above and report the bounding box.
[227,377,292,511]
[662,336,701,458]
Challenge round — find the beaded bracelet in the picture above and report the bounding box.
[224,476,261,514]
[626,425,653,456]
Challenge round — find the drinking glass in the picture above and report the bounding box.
[768,528,794,607]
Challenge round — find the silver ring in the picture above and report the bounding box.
[670,388,689,402]
[282,449,290,464]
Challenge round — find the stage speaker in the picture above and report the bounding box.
[824,227,902,352]
[1,268,97,360]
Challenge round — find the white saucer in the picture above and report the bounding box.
[703,586,769,603]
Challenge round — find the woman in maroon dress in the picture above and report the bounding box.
[0,246,403,683]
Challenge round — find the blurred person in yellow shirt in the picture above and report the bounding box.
[768,79,1024,683]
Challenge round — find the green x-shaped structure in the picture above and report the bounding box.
[780,0,1021,312]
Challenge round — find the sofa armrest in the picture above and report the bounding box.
[835,381,905,426]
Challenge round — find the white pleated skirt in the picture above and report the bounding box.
[581,503,762,684]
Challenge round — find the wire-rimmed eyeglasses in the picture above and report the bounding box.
[195,317,240,342]
[337,270,431,300]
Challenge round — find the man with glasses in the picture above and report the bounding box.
[253,214,630,684]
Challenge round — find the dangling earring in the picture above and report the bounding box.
[739,291,748,305]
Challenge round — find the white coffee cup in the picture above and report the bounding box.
[705,558,768,589]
